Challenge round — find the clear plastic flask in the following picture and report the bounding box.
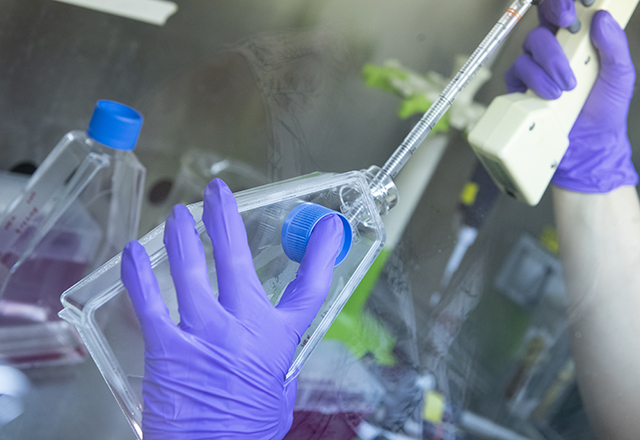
[0,100,146,367]
[59,169,388,438]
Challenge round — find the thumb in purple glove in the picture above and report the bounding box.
[505,7,638,193]
[121,178,343,440]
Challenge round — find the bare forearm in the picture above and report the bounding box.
[552,185,640,439]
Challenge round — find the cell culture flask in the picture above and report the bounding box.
[59,168,391,438]
[0,100,146,367]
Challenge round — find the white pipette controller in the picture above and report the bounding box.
[468,0,639,206]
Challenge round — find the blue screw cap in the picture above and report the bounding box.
[87,100,144,151]
[281,203,353,266]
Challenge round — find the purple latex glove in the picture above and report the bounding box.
[121,178,343,440]
[505,3,638,193]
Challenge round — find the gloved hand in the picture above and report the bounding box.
[121,178,343,440]
[504,0,638,193]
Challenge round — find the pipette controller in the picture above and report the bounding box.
[469,0,640,205]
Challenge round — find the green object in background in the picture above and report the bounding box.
[398,94,451,133]
[324,248,396,366]
[362,63,409,96]
[362,62,452,127]
[398,93,433,119]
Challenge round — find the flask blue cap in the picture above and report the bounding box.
[281,203,353,267]
[87,100,144,151]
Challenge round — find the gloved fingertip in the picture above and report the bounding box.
[564,72,577,91]
[123,240,145,262]
[312,215,344,256]
[300,214,345,271]
[594,10,620,29]
[164,204,199,250]
[121,241,150,301]
[123,240,135,254]
[556,10,577,29]
[545,87,563,101]
[205,178,233,201]
[590,11,634,80]
[591,10,624,47]
[554,0,577,28]
[172,203,191,217]
[166,204,194,228]
[122,241,170,325]
[539,0,576,29]
[204,178,237,221]
[555,64,577,92]
[505,69,527,94]
[313,214,343,243]
[528,80,561,100]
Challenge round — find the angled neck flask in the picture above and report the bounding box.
[59,164,396,438]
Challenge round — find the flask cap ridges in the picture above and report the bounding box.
[281,203,352,266]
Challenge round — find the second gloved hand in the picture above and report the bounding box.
[505,4,638,193]
[121,178,344,440]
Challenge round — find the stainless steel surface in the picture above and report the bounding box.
[1,0,639,438]
[0,0,523,177]
[0,361,135,439]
